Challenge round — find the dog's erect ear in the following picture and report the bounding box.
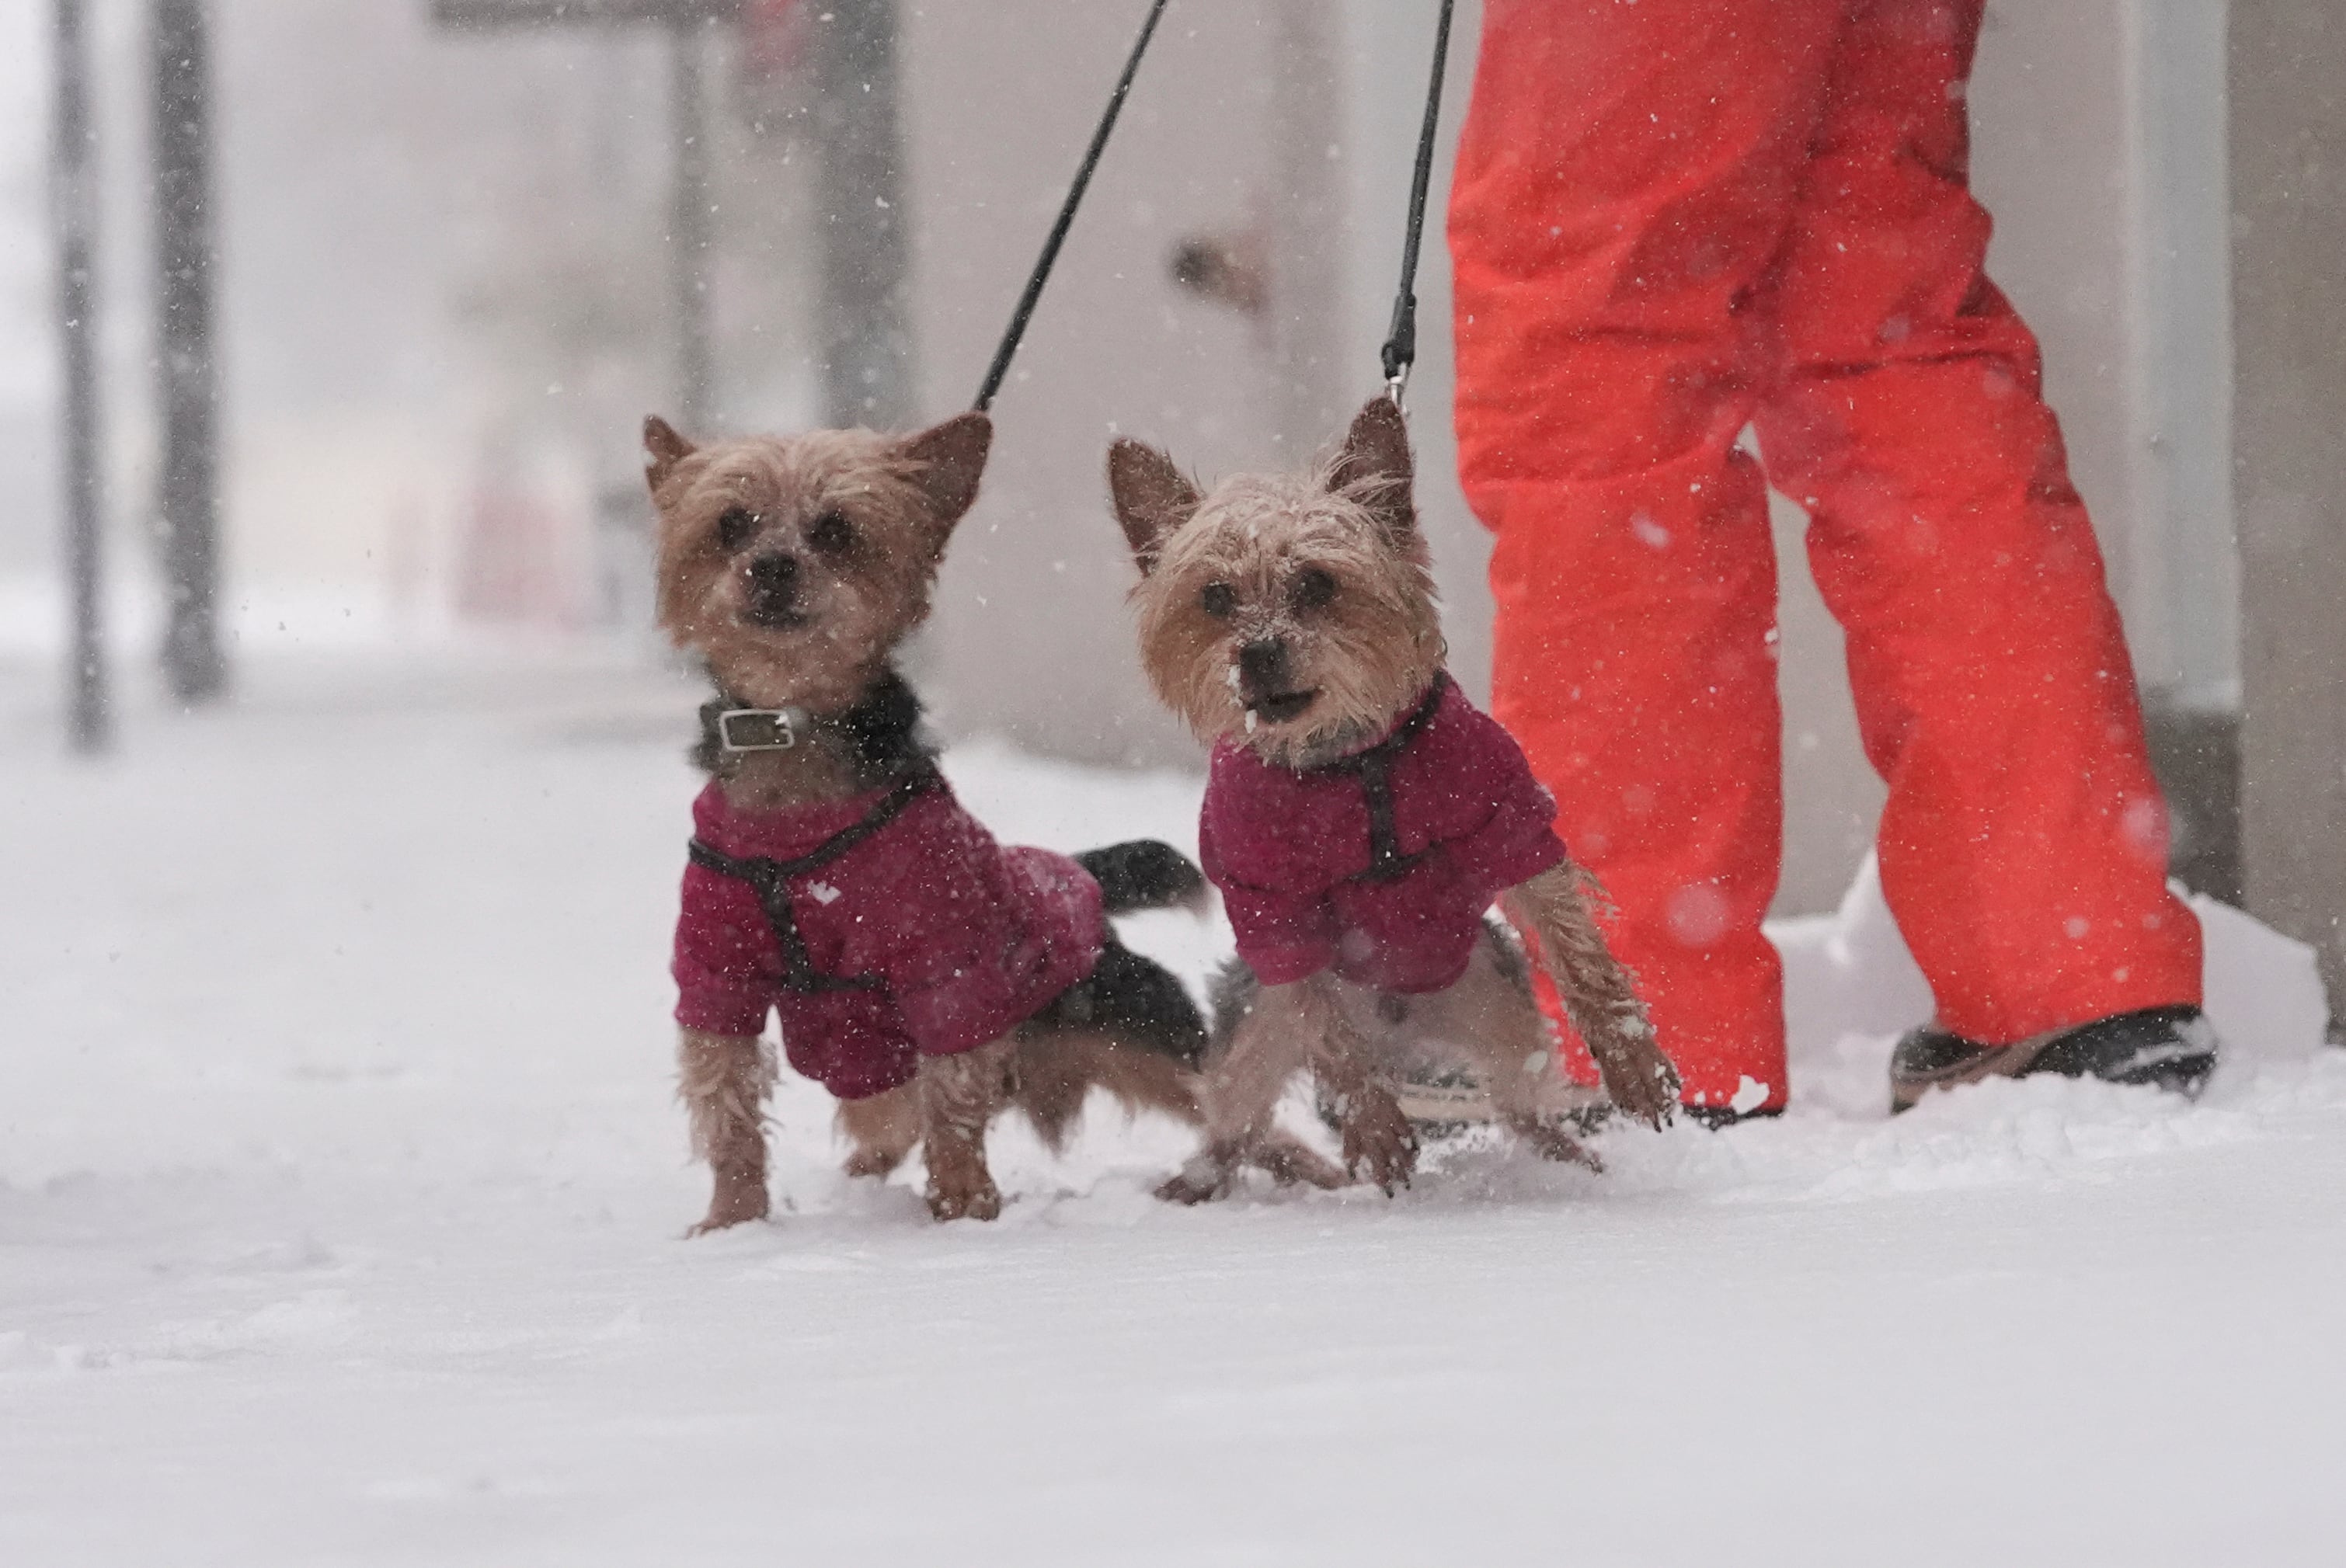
[1107,438,1203,575]
[1328,396,1416,537]
[900,412,993,539]
[644,415,696,495]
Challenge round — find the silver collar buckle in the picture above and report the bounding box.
[716,708,800,753]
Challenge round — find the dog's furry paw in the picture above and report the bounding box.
[687,1176,771,1236]
[1247,1132,1348,1191]
[1338,1086,1418,1194]
[1154,1171,1226,1205]
[925,1170,1003,1222]
[843,1147,907,1180]
[1596,1034,1682,1132]
[1513,1119,1605,1173]
[1155,1153,1237,1205]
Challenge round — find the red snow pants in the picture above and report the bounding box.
[1449,0,2203,1111]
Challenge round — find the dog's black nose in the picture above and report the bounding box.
[748,553,799,589]
[1237,638,1290,690]
[743,553,803,624]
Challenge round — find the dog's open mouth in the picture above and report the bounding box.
[1247,689,1318,724]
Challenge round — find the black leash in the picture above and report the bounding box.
[1379,0,1458,409]
[974,0,1173,412]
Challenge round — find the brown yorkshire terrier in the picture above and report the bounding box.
[1108,397,1683,1201]
[647,411,1331,1231]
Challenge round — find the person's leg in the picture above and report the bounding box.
[1752,0,2202,1048]
[1450,0,1847,1112]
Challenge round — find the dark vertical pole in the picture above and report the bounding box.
[54,0,107,753]
[670,17,715,432]
[2233,0,2346,1024]
[153,0,223,701]
[811,0,910,430]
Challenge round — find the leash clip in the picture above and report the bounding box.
[1374,0,1451,418]
[716,708,800,753]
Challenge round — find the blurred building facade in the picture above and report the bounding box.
[0,1,2257,920]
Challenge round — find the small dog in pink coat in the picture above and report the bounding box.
[1108,398,1682,1201]
[648,410,1343,1230]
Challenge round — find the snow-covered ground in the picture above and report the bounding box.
[6,648,2346,1566]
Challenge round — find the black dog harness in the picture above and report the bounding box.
[685,763,939,996]
[1307,673,1449,884]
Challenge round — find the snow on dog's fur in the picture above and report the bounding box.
[646,412,1328,1231]
[1109,398,1682,1201]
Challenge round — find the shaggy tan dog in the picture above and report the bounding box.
[1108,398,1681,1201]
[649,412,1292,1229]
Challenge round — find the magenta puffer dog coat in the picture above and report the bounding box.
[1199,673,1567,994]
[674,768,1104,1099]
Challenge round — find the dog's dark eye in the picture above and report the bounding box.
[1199,582,1237,619]
[1290,566,1338,612]
[715,507,759,552]
[806,509,856,556]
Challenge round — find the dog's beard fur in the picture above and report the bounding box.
[647,413,989,714]
[1111,398,1446,768]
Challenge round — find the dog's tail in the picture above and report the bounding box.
[1077,840,1209,916]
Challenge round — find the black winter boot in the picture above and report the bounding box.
[1889,1004,2217,1113]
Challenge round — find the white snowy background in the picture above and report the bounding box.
[5,648,2344,1566]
